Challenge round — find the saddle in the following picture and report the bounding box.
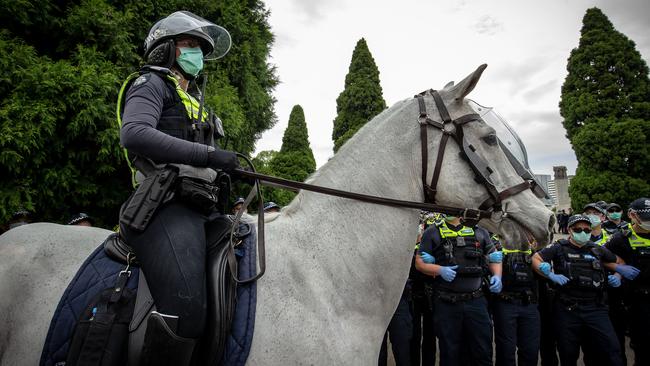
[40,216,257,366]
[104,215,249,365]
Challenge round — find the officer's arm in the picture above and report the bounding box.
[489,262,502,277]
[414,256,441,278]
[532,252,548,277]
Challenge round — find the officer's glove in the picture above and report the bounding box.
[607,274,621,288]
[538,262,551,276]
[420,251,436,264]
[207,148,240,173]
[437,265,458,282]
[615,264,641,280]
[489,275,502,293]
[547,273,570,286]
[488,251,503,263]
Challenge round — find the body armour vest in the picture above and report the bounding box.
[628,227,650,289]
[117,66,224,185]
[501,249,535,297]
[432,223,486,293]
[552,240,606,300]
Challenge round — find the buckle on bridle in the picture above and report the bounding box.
[418,114,429,125]
[462,208,482,221]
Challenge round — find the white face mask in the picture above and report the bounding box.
[631,212,650,230]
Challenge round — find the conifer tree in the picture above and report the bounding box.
[332,38,386,152]
[267,105,316,205]
[559,7,650,210]
[0,0,278,227]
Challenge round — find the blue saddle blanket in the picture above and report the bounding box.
[40,227,257,366]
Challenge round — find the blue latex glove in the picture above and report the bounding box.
[420,251,436,264]
[539,262,551,276]
[615,264,641,280]
[489,275,502,293]
[608,274,621,288]
[548,273,570,286]
[488,251,503,263]
[438,265,458,282]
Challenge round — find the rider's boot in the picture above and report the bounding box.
[139,311,196,366]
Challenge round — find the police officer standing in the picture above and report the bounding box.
[415,214,502,366]
[532,215,624,366]
[603,203,628,235]
[492,241,540,366]
[606,197,649,365]
[118,11,239,366]
[583,203,609,245]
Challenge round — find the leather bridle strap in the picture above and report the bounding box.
[417,89,531,213]
[233,169,492,221]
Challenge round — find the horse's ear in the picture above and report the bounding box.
[450,64,487,101]
[444,81,454,89]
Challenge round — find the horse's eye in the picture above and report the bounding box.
[482,134,498,146]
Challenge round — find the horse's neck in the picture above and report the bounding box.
[262,100,423,333]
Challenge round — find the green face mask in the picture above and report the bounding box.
[608,212,622,220]
[177,47,204,77]
[571,231,591,245]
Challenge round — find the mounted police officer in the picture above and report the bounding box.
[606,197,649,365]
[117,11,238,366]
[415,214,502,366]
[532,214,624,366]
[492,240,540,366]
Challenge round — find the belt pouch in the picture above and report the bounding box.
[120,167,178,232]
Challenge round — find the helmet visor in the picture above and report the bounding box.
[146,11,232,60]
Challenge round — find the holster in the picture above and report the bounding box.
[120,166,179,232]
[176,177,220,214]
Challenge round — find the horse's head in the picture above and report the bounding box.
[416,64,554,249]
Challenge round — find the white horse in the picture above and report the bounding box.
[0,65,554,365]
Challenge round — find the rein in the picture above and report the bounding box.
[230,89,534,283]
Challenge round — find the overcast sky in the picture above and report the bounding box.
[254,0,650,177]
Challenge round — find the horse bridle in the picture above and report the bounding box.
[415,89,533,219]
[230,89,543,283]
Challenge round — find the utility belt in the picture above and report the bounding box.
[120,166,227,232]
[434,289,484,304]
[496,290,537,305]
[556,293,603,310]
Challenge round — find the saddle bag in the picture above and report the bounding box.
[66,270,136,366]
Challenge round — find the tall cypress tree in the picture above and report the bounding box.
[267,105,316,206]
[0,0,277,227]
[332,38,386,152]
[559,7,650,210]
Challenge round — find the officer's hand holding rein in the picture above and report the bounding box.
[207,147,239,173]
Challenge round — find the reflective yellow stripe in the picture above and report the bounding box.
[167,76,208,122]
[438,222,475,238]
[116,72,141,187]
[630,227,650,249]
[594,230,609,246]
[502,248,532,255]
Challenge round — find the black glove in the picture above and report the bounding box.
[207,148,239,173]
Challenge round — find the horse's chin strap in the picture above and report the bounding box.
[415,89,531,218]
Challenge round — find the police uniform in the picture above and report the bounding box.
[379,283,413,366]
[606,224,650,365]
[117,11,235,366]
[418,221,495,366]
[492,248,540,366]
[537,239,623,366]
